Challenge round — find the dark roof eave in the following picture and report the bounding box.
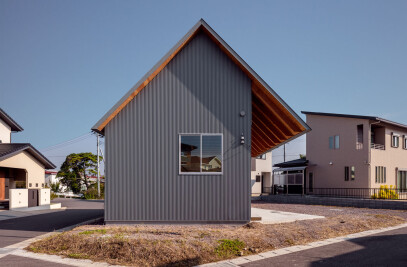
[302,111,407,130]
[0,143,56,169]
[0,108,24,132]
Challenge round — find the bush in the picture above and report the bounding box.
[51,192,58,200]
[51,182,61,193]
[371,185,399,200]
[83,183,104,199]
[214,239,245,257]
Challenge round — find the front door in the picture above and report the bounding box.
[0,178,5,200]
[28,189,38,207]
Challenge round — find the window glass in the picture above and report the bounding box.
[392,135,399,147]
[329,136,334,149]
[255,175,261,182]
[345,166,349,181]
[335,135,340,149]
[180,134,222,174]
[202,135,222,173]
[180,135,201,173]
[256,154,266,160]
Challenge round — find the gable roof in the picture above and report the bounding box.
[0,108,23,132]
[302,111,407,130]
[0,143,56,169]
[92,19,310,157]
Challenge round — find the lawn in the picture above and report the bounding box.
[27,203,407,266]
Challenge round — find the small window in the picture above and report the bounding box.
[29,183,32,187]
[36,183,38,187]
[256,154,266,160]
[329,135,340,149]
[392,133,400,148]
[329,136,334,149]
[351,166,355,180]
[345,166,349,181]
[375,166,387,183]
[255,175,261,182]
[356,125,363,149]
[335,135,340,149]
[180,134,222,174]
[42,183,44,188]
[0,140,2,143]
[403,136,407,150]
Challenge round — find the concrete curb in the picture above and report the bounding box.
[198,222,407,266]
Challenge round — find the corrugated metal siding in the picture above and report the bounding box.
[105,32,252,222]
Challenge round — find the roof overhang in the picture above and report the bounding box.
[302,111,407,131]
[0,108,23,132]
[0,144,56,169]
[274,166,307,172]
[92,19,310,156]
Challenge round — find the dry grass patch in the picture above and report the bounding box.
[27,213,405,266]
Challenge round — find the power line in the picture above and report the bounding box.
[40,133,93,152]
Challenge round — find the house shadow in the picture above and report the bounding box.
[0,208,104,232]
[310,233,407,266]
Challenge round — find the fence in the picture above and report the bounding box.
[258,186,407,200]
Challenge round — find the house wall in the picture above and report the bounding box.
[104,31,252,223]
[306,115,370,188]
[251,152,272,194]
[370,125,407,187]
[0,151,45,189]
[0,118,11,143]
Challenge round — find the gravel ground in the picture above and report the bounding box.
[27,202,407,266]
[252,201,407,219]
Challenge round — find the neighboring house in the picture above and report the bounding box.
[45,170,104,192]
[303,111,407,191]
[92,19,309,223]
[45,171,68,192]
[0,108,55,201]
[251,152,272,196]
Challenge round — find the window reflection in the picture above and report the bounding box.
[180,136,201,172]
[202,135,222,173]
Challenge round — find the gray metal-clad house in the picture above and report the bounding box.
[92,19,310,223]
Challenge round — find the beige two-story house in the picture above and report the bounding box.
[303,111,407,190]
[0,108,55,201]
[251,152,272,195]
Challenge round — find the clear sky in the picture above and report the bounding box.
[1,0,406,169]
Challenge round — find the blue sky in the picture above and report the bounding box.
[1,0,406,168]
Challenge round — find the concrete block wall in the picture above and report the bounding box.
[38,188,50,206]
[9,189,28,209]
[258,195,407,210]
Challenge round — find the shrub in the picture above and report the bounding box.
[50,192,58,200]
[83,183,104,199]
[214,239,245,257]
[371,185,399,200]
[50,182,61,193]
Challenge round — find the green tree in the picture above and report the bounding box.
[57,153,102,194]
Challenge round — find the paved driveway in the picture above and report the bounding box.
[0,198,104,248]
[242,226,407,267]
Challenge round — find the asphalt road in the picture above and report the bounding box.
[0,198,104,248]
[242,226,407,267]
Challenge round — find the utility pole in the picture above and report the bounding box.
[97,134,100,198]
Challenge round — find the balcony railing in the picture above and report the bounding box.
[371,143,385,150]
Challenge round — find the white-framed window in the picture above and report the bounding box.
[179,133,223,174]
[392,133,400,148]
[329,135,340,149]
[403,135,407,150]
